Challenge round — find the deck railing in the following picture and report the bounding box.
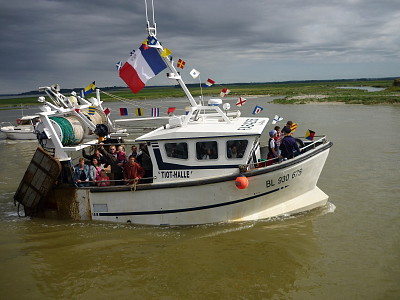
[246,135,328,170]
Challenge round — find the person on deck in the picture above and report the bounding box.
[137,143,153,183]
[123,155,145,185]
[279,121,293,146]
[82,148,108,168]
[89,157,102,186]
[128,145,141,160]
[280,127,301,159]
[98,144,124,185]
[96,169,111,187]
[274,126,282,156]
[267,130,281,165]
[74,157,90,187]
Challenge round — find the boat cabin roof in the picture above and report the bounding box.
[20,115,40,120]
[136,117,269,142]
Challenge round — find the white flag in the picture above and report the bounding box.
[190,69,200,79]
[272,115,283,124]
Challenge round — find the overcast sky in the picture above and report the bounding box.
[1,0,399,94]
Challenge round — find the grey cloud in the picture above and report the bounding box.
[0,0,399,94]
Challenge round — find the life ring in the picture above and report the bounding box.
[16,118,22,125]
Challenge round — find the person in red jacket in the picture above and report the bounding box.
[123,155,145,185]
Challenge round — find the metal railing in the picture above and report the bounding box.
[245,135,328,170]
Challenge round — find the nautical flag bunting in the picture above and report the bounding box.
[236,97,247,107]
[167,107,176,115]
[190,69,200,79]
[177,59,186,69]
[305,129,315,140]
[290,122,298,132]
[161,48,172,57]
[272,115,283,124]
[148,36,158,46]
[252,105,263,115]
[141,39,149,50]
[116,61,122,71]
[83,81,96,97]
[119,41,167,94]
[104,107,110,116]
[120,108,128,116]
[151,107,160,117]
[75,108,80,113]
[136,108,144,116]
[220,88,230,97]
[203,78,215,88]
[185,106,191,115]
[88,106,96,115]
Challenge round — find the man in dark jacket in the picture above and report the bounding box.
[280,127,301,159]
[82,148,108,167]
[98,144,123,185]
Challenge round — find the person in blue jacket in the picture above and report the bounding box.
[280,127,301,159]
[74,157,91,187]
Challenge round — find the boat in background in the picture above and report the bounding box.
[1,115,40,140]
[13,1,332,226]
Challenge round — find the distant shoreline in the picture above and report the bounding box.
[1,79,399,108]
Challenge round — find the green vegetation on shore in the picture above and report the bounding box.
[1,79,399,108]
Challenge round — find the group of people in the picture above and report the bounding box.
[74,143,153,187]
[266,121,301,165]
[74,156,111,187]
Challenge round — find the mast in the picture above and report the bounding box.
[144,0,198,108]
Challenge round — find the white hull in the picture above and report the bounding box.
[69,146,331,225]
[1,126,36,140]
[1,130,36,140]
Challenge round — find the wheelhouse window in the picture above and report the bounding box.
[165,142,188,159]
[227,140,248,159]
[196,141,218,160]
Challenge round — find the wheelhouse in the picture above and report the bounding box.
[135,116,268,182]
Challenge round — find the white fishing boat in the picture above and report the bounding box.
[0,115,40,140]
[14,2,332,226]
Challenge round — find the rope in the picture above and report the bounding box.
[50,116,77,146]
[130,179,138,191]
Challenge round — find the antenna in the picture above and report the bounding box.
[145,0,156,36]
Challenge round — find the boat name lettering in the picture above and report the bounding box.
[161,170,191,179]
[265,168,303,188]
[237,118,259,130]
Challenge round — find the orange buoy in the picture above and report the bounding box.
[235,175,249,189]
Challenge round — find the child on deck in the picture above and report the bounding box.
[117,145,127,166]
[96,169,111,187]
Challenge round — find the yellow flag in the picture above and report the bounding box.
[161,48,172,57]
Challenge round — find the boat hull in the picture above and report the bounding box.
[49,143,331,225]
[1,127,36,140]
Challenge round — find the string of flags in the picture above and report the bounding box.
[111,35,317,140]
[115,36,238,99]
[116,106,178,117]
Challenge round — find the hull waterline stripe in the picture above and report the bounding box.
[97,187,282,217]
